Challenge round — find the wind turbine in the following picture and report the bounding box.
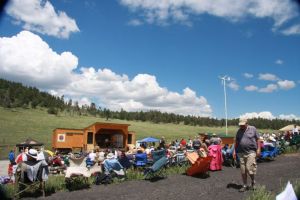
[219,75,231,136]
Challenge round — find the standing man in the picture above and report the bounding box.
[292,124,299,136]
[235,118,260,192]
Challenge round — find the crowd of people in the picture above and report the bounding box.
[2,122,299,193]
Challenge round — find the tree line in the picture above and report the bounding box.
[0,78,298,130]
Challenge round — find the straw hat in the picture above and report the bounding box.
[106,153,115,159]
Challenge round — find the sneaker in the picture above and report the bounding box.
[239,185,248,192]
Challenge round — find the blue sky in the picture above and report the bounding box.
[0,0,300,120]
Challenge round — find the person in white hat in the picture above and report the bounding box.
[235,118,261,192]
[26,149,38,161]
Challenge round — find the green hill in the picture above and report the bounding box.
[0,107,275,160]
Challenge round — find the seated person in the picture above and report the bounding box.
[19,149,48,182]
[86,150,96,167]
[118,151,131,169]
[103,153,124,175]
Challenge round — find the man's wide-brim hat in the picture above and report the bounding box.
[239,118,248,126]
[26,149,38,159]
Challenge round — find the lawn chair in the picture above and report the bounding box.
[186,152,212,176]
[133,152,148,169]
[103,157,125,178]
[14,159,49,198]
[260,144,279,161]
[222,144,237,167]
[97,153,125,184]
[65,154,90,178]
[169,151,187,167]
[144,150,168,180]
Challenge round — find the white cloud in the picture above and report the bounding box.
[258,84,278,93]
[227,81,239,91]
[275,59,283,65]
[128,19,143,26]
[258,73,279,81]
[279,114,300,121]
[0,31,78,89]
[240,112,300,120]
[0,31,212,117]
[243,73,254,79]
[120,0,299,33]
[277,80,296,90]
[240,111,275,120]
[281,24,300,35]
[244,85,258,91]
[78,97,92,107]
[6,0,79,39]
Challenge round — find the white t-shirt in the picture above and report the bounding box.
[88,152,96,161]
[293,127,299,134]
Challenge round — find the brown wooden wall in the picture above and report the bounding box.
[52,123,135,152]
[52,129,84,150]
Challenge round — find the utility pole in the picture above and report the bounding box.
[219,75,230,136]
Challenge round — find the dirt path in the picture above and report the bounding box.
[32,153,300,200]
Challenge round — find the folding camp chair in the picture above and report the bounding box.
[186,152,212,176]
[169,151,187,167]
[144,150,168,180]
[133,153,148,169]
[103,158,125,178]
[14,160,48,198]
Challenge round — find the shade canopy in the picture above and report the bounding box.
[279,125,300,132]
[139,137,159,143]
[16,138,44,147]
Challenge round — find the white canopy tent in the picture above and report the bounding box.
[279,124,300,132]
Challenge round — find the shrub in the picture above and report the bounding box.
[284,145,299,154]
[246,185,274,200]
[65,176,91,191]
[47,107,58,115]
[45,175,66,194]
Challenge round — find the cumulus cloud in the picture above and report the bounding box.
[58,68,212,116]
[279,114,300,121]
[277,80,296,90]
[244,85,258,91]
[227,81,239,91]
[258,84,278,93]
[5,0,79,38]
[240,112,300,120]
[0,31,78,89]
[258,73,279,81]
[243,73,254,79]
[0,31,212,117]
[275,59,283,65]
[119,0,299,33]
[240,111,275,120]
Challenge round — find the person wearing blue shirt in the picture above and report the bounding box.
[8,150,15,164]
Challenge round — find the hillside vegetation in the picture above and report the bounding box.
[0,107,275,159]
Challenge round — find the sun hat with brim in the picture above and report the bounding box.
[269,136,276,142]
[26,149,38,159]
[106,153,115,159]
[238,118,248,126]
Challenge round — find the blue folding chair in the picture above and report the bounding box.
[144,150,168,180]
[134,153,148,169]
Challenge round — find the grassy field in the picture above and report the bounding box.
[0,107,274,159]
